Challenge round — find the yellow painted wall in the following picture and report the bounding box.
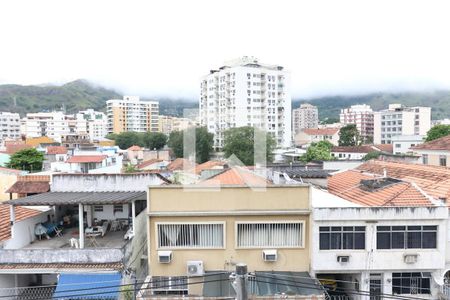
[0,174,17,201]
[112,107,124,134]
[147,186,312,279]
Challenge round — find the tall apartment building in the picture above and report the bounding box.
[373,104,431,144]
[106,96,159,134]
[340,104,374,143]
[78,109,108,141]
[24,112,87,143]
[158,115,194,135]
[292,103,318,135]
[199,56,292,149]
[0,112,21,142]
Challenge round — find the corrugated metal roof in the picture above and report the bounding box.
[53,273,121,299]
[7,191,146,206]
[285,170,336,179]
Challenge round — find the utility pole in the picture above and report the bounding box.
[231,263,248,300]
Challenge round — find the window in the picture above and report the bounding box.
[157,223,224,249]
[237,221,304,248]
[319,226,365,250]
[94,205,103,212]
[392,273,431,295]
[113,204,123,213]
[376,226,437,249]
[151,276,188,295]
[440,155,447,167]
[422,154,428,165]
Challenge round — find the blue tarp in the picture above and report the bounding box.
[53,273,121,300]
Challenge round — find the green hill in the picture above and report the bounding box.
[293,90,450,121]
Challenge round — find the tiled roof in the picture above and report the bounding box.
[302,128,339,136]
[331,146,375,153]
[4,143,33,155]
[137,159,162,169]
[0,166,23,175]
[127,145,142,151]
[0,262,123,270]
[46,146,68,155]
[328,170,433,207]
[6,181,50,194]
[0,204,42,241]
[201,167,270,186]
[167,158,197,171]
[411,134,450,151]
[193,160,227,174]
[356,160,450,202]
[67,155,107,163]
[373,144,394,153]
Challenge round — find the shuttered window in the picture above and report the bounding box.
[157,223,224,249]
[236,221,304,248]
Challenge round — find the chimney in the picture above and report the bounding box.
[383,168,387,178]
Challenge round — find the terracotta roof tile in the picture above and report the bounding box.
[137,159,162,169]
[193,160,227,175]
[5,144,33,155]
[46,146,68,155]
[0,205,42,241]
[6,181,50,194]
[303,128,339,136]
[411,134,450,151]
[127,145,142,151]
[167,158,197,171]
[200,167,270,186]
[373,144,394,153]
[328,170,433,207]
[67,155,107,163]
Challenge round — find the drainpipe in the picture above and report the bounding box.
[79,203,84,249]
[10,205,15,238]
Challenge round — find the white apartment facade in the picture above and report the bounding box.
[373,104,431,145]
[312,206,448,300]
[78,109,108,141]
[106,96,159,134]
[292,103,319,135]
[340,105,374,143]
[24,112,87,143]
[199,56,292,149]
[0,112,21,142]
[391,134,424,155]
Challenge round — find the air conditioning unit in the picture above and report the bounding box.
[337,255,350,263]
[158,251,172,264]
[404,254,418,264]
[262,249,278,262]
[187,261,204,276]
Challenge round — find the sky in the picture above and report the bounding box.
[1,0,450,100]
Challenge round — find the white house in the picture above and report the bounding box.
[312,206,448,300]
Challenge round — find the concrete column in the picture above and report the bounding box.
[86,205,93,227]
[131,200,136,234]
[78,203,84,249]
[9,205,15,226]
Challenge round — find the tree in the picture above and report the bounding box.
[143,132,167,150]
[425,125,450,142]
[338,124,360,146]
[223,126,276,166]
[301,140,333,162]
[167,127,214,163]
[114,132,144,150]
[7,148,44,172]
[363,151,381,161]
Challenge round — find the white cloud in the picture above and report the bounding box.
[1,0,450,99]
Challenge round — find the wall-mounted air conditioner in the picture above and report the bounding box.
[158,251,172,263]
[337,255,350,263]
[262,249,278,262]
[187,261,204,276]
[404,254,418,264]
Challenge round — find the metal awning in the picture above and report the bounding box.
[53,272,121,299]
[7,191,146,206]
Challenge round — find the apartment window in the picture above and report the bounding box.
[440,155,447,167]
[157,223,224,249]
[376,226,437,249]
[236,221,304,248]
[422,154,428,165]
[94,205,103,212]
[319,226,365,250]
[392,273,431,295]
[113,204,124,213]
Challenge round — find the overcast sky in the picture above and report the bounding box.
[1,0,450,100]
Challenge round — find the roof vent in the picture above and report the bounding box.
[360,177,401,192]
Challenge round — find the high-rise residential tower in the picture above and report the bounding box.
[106,96,159,134]
[199,56,292,149]
[292,103,319,135]
[373,104,431,144]
[0,112,21,142]
[340,104,374,143]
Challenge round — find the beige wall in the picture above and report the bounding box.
[147,186,312,279]
[0,173,17,201]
